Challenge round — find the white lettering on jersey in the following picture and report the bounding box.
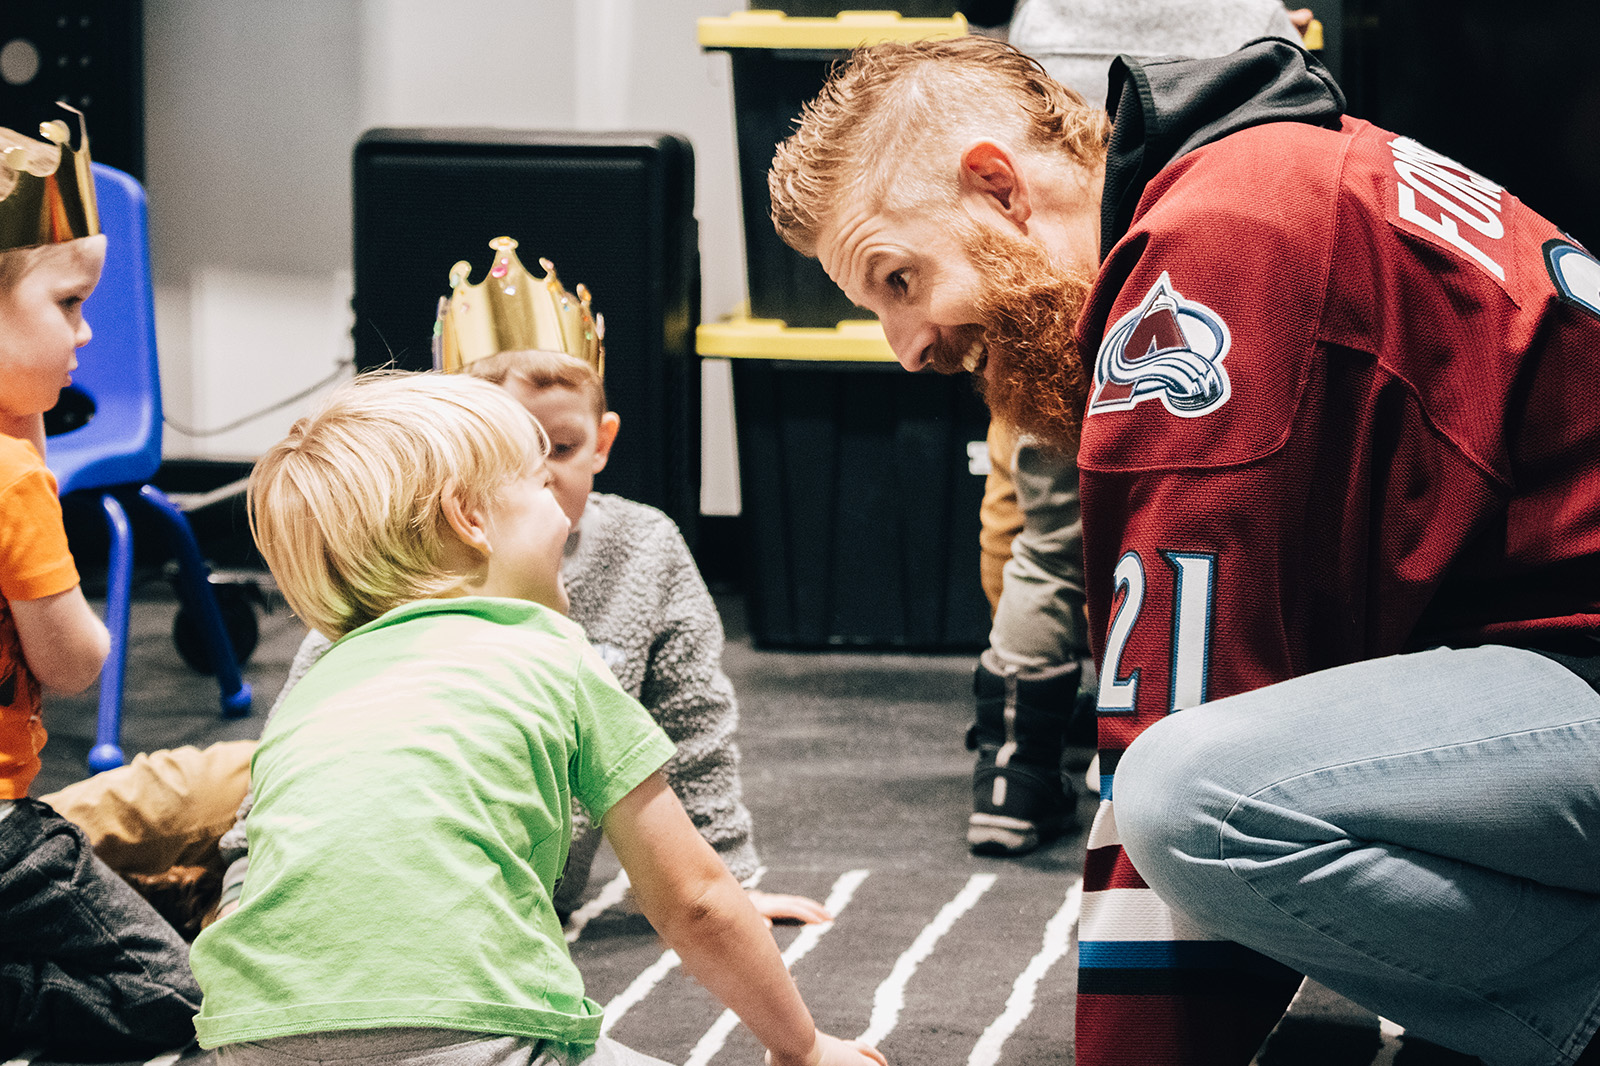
[1390,137,1506,280]
[1097,549,1218,719]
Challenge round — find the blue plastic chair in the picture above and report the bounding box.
[47,163,252,773]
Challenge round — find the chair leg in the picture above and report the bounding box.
[136,485,253,719]
[89,494,133,773]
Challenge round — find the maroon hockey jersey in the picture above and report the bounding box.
[1071,45,1600,1066]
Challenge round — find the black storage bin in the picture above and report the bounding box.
[700,12,968,328]
[767,2,966,15]
[352,128,701,546]
[730,356,991,649]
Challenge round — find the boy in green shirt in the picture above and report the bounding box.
[189,371,885,1066]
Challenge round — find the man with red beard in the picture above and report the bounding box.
[769,32,1600,1066]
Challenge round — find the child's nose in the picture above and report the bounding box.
[75,319,93,347]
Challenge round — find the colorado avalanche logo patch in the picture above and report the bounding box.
[1089,272,1232,418]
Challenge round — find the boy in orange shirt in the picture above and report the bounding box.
[0,116,202,1057]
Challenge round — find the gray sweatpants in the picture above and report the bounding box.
[215,1028,674,1066]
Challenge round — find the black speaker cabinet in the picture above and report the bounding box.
[1344,0,1599,252]
[0,0,144,179]
[352,128,701,545]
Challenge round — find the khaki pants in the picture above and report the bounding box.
[39,739,256,876]
[979,418,1025,616]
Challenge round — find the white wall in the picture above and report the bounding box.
[144,0,747,514]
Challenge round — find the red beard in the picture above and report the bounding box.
[958,223,1094,454]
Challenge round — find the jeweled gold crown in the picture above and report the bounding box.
[0,107,99,253]
[433,236,604,378]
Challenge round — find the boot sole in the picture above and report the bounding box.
[968,813,1046,856]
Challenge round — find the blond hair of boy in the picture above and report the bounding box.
[249,369,562,638]
[203,371,884,1066]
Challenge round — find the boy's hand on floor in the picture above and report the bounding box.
[747,889,831,926]
[766,1030,887,1066]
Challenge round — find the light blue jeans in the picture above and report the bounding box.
[1115,646,1600,1066]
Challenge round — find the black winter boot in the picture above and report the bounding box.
[966,649,1082,856]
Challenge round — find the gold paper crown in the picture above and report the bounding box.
[433,236,604,379]
[0,107,99,253]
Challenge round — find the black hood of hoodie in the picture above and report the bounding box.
[1100,37,1347,259]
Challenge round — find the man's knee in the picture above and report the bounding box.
[1114,712,1235,898]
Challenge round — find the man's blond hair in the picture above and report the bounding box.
[248,371,546,640]
[769,36,1110,256]
[465,348,608,420]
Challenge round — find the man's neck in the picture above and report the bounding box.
[1029,156,1107,277]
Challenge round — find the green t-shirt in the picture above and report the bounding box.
[190,597,674,1051]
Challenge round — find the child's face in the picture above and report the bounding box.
[499,379,619,530]
[480,460,573,612]
[0,236,105,423]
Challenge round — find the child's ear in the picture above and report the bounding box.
[592,411,622,474]
[441,487,493,558]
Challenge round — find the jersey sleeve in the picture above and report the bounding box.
[1078,123,1342,746]
[1072,123,1348,1066]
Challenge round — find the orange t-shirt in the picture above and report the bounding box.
[0,434,80,798]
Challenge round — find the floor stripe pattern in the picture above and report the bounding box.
[11,867,1480,1066]
[15,598,1486,1066]
[559,864,1472,1066]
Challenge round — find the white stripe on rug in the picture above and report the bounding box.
[566,869,632,944]
[1369,1018,1407,1066]
[968,878,1084,1066]
[858,873,998,1046]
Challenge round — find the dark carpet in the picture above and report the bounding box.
[13,581,1479,1066]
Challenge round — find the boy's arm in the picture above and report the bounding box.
[11,584,109,694]
[604,772,886,1066]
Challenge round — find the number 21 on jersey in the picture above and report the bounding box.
[1097,549,1218,716]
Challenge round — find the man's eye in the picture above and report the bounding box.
[885,271,909,295]
[550,444,576,458]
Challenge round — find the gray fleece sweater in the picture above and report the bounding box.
[219,493,757,909]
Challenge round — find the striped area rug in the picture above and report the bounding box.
[10,600,1484,1066]
[8,857,1477,1066]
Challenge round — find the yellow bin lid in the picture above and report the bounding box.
[698,10,968,50]
[697,317,897,362]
